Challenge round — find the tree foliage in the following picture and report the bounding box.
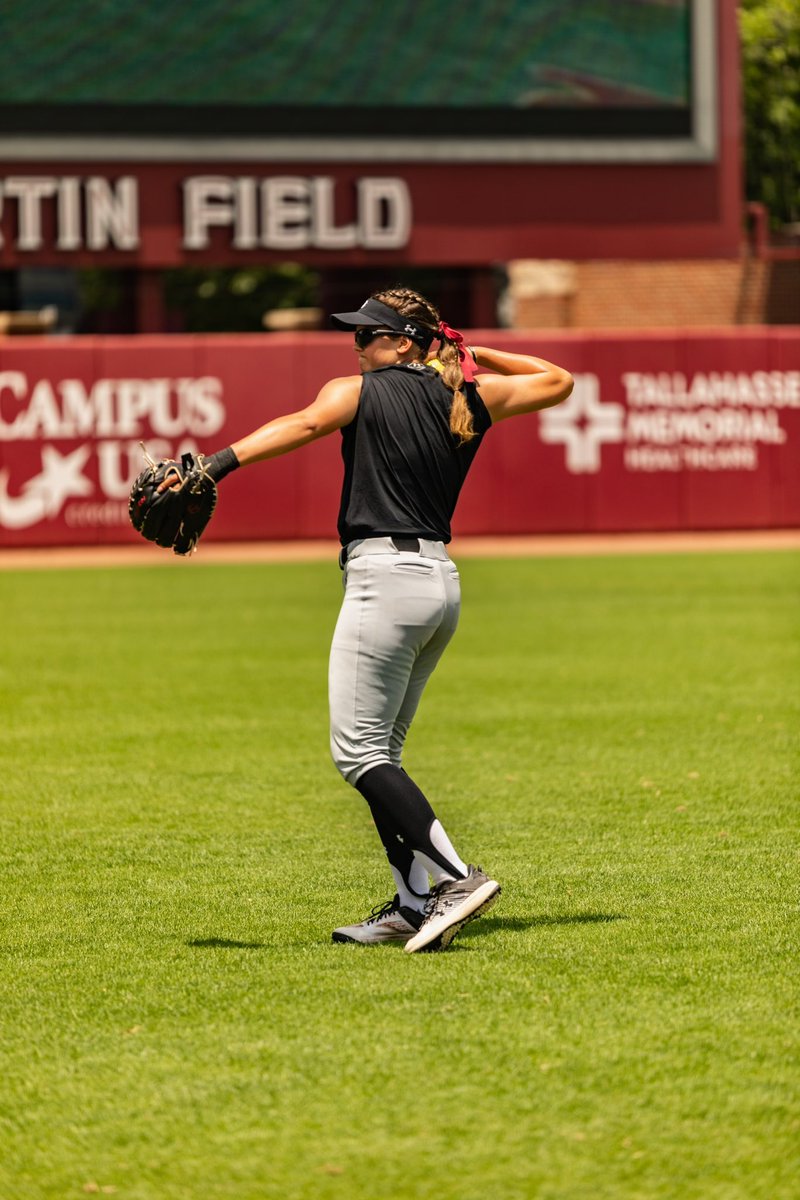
[739,0,800,227]
[163,264,320,333]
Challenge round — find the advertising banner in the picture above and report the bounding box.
[0,328,798,548]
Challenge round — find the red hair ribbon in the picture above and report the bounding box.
[437,321,476,382]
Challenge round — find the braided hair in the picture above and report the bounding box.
[372,288,476,444]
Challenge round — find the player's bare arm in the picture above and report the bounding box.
[231,376,362,465]
[471,347,573,422]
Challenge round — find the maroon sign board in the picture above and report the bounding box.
[1,327,797,549]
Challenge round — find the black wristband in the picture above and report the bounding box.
[204,446,240,482]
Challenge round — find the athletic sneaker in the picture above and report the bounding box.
[332,895,426,945]
[404,865,501,954]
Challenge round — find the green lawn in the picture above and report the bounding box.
[0,549,797,1200]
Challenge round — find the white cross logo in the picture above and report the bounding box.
[539,374,625,473]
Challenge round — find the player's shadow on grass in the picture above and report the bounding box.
[187,937,266,950]
[460,911,627,939]
[529,912,627,928]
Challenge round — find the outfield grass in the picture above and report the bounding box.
[0,548,797,1200]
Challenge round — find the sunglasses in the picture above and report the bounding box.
[354,327,401,350]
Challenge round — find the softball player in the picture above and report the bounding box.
[203,287,573,952]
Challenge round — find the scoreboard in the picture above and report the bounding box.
[0,1,739,266]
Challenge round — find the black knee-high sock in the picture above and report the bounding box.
[355,763,467,882]
[363,796,429,904]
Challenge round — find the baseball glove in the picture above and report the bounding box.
[129,444,217,556]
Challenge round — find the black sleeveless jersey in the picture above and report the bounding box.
[337,363,492,545]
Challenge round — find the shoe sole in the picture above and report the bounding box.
[404,881,501,954]
[332,931,414,944]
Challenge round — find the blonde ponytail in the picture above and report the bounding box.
[437,339,475,444]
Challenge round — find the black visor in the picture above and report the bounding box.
[330,297,435,350]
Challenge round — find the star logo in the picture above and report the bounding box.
[0,445,94,529]
[404,324,417,335]
[538,375,625,473]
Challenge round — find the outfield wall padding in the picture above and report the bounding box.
[0,328,798,547]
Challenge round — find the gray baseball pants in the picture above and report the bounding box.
[329,537,461,786]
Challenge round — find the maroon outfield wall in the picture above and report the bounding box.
[0,327,798,548]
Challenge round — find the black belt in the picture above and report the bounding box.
[339,536,420,567]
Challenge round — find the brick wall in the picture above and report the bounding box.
[507,257,799,329]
